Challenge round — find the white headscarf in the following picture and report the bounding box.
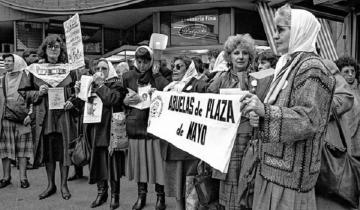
[11,54,28,72]
[264,8,320,104]
[210,51,228,73]
[100,58,118,80]
[134,46,154,69]
[164,61,197,92]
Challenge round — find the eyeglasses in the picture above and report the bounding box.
[47,44,61,50]
[175,64,185,70]
[96,67,108,71]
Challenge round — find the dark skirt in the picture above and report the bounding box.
[43,132,71,165]
[89,147,126,184]
[219,133,250,210]
[164,159,199,198]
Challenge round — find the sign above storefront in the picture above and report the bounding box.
[171,10,219,46]
[179,23,209,39]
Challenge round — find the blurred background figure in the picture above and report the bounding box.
[207,49,221,72]
[159,59,172,81]
[255,50,278,71]
[336,56,360,158]
[115,62,130,78]
[22,49,39,66]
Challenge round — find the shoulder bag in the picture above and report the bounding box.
[315,107,360,208]
[2,76,29,123]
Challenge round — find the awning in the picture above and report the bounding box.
[0,0,146,15]
[257,1,338,61]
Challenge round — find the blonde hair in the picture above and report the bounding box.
[223,33,256,68]
[275,4,291,26]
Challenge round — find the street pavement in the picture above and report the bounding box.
[0,163,176,210]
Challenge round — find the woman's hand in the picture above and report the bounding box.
[152,60,160,75]
[240,92,265,117]
[64,101,74,110]
[124,88,142,106]
[93,72,105,87]
[249,111,260,127]
[23,115,31,126]
[108,145,114,156]
[148,88,157,96]
[74,81,81,95]
[39,85,49,96]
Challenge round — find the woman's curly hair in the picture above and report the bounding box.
[335,56,359,80]
[223,34,256,69]
[37,34,67,63]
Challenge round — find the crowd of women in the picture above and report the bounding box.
[0,3,360,210]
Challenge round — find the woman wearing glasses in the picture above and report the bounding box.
[18,34,81,200]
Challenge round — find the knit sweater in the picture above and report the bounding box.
[258,52,335,192]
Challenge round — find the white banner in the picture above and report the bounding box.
[26,63,72,87]
[147,91,245,173]
[64,13,85,69]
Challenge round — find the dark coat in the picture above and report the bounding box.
[18,70,81,166]
[85,79,127,148]
[122,69,169,139]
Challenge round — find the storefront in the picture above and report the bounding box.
[0,0,358,62]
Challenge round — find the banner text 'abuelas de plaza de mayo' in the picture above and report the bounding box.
[147,91,246,173]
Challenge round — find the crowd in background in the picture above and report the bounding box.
[0,3,360,210]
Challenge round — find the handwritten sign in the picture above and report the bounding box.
[147,91,245,173]
[64,13,85,69]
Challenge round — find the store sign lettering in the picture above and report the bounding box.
[179,24,209,39]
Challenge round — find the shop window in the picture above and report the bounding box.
[162,10,220,46]
[16,21,43,51]
[234,9,266,41]
[48,20,102,55]
[104,28,121,53]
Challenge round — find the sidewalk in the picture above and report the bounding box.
[0,163,176,210]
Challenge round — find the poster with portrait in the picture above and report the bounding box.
[83,94,103,123]
[129,85,151,110]
[64,13,85,69]
[48,87,66,110]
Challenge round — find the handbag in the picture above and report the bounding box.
[2,76,28,123]
[194,161,220,206]
[69,134,91,167]
[110,111,129,150]
[236,139,259,210]
[315,107,360,208]
[69,115,91,167]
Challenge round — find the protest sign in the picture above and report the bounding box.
[83,94,103,123]
[78,75,93,101]
[64,13,85,69]
[129,85,151,110]
[147,91,245,173]
[48,87,66,110]
[26,63,71,87]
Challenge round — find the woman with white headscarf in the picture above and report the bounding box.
[160,56,200,210]
[79,58,127,209]
[0,54,32,189]
[122,46,169,210]
[239,4,335,210]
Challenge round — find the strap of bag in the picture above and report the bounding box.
[331,106,348,149]
[2,76,7,103]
